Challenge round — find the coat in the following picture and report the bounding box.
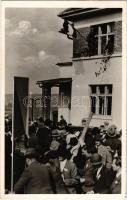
[97,144,112,167]
[82,159,95,193]
[14,161,56,194]
[62,160,80,193]
[28,135,39,149]
[48,158,80,193]
[47,159,69,194]
[110,172,121,194]
[105,138,121,156]
[93,166,116,194]
[36,126,51,154]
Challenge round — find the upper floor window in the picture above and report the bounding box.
[90,84,112,116]
[87,22,115,56]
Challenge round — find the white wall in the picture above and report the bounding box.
[59,66,74,78]
[58,107,71,123]
[70,56,122,129]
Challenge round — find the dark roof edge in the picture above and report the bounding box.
[58,8,122,21]
[36,78,72,86]
[56,62,72,67]
[58,8,97,17]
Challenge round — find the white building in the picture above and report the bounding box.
[37,8,122,129]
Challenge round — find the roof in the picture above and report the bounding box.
[37,78,72,87]
[56,62,72,67]
[58,8,95,17]
[58,8,122,21]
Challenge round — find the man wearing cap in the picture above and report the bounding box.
[87,153,115,194]
[14,148,56,194]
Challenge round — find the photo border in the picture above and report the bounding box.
[0,1,127,199]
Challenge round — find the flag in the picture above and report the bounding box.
[11,77,29,191]
[13,77,29,138]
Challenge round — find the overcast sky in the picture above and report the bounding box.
[5,8,72,94]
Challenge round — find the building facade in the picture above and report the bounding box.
[58,8,122,129]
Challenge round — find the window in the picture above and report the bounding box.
[88,22,114,56]
[90,85,112,115]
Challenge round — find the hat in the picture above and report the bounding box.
[38,117,44,123]
[100,125,104,129]
[92,127,100,135]
[58,146,71,159]
[104,121,109,126]
[81,118,86,123]
[25,148,37,158]
[69,137,78,146]
[107,125,117,137]
[95,134,102,142]
[52,129,60,137]
[90,153,102,166]
[115,157,121,167]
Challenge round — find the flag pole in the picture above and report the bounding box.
[11,78,15,193]
[26,91,30,139]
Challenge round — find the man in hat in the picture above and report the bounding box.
[105,125,121,157]
[87,153,115,194]
[95,135,112,168]
[14,148,56,194]
[58,146,80,193]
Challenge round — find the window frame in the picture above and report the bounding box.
[93,22,115,55]
[90,84,113,116]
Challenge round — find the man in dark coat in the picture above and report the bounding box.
[87,153,115,194]
[58,146,80,193]
[36,119,51,155]
[14,148,56,194]
[105,125,121,157]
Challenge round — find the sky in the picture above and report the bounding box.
[5,8,72,94]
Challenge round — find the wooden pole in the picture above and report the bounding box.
[11,79,14,193]
[71,112,93,161]
[79,112,93,141]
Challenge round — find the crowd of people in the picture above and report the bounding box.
[5,114,121,194]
